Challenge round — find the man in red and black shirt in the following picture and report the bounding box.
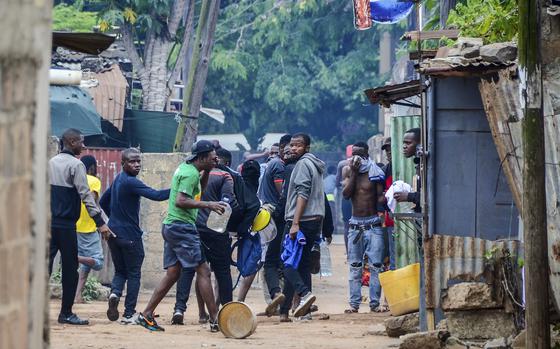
[381,137,396,270]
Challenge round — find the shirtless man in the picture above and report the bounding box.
[342,141,386,313]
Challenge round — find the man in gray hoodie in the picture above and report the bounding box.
[280,133,325,321]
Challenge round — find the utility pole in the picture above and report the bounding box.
[518,0,550,347]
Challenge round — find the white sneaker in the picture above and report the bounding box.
[293,292,316,317]
[119,313,138,325]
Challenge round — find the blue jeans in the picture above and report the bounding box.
[108,237,145,317]
[347,216,384,310]
[387,226,396,270]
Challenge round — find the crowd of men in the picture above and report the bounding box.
[48,127,421,332]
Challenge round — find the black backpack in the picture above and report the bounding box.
[221,167,246,233]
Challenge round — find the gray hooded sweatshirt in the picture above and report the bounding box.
[285,153,326,221]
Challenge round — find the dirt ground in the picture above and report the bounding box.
[50,240,400,349]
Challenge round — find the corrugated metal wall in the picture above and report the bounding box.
[79,147,123,284]
[81,147,123,192]
[424,234,523,309]
[391,115,421,268]
[479,67,560,313]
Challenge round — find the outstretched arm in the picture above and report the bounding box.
[128,177,170,201]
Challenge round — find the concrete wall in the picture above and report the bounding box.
[0,0,52,348]
[137,153,186,291]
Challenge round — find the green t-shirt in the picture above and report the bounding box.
[164,163,201,225]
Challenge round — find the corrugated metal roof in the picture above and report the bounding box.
[364,80,426,108]
[259,133,285,150]
[424,234,523,309]
[84,64,128,131]
[419,56,514,77]
[391,115,422,268]
[198,133,251,151]
[478,65,560,313]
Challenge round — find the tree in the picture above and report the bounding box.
[199,0,396,148]
[174,0,221,152]
[447,0,518,44]
[99,0,198,111]
[53,3,98,32]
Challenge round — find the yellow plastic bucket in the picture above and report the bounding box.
[379,263,420,316]
[217,301,257,339]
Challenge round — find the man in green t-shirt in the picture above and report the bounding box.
[138,140,226,332]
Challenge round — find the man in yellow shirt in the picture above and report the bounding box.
[75,155,105,303]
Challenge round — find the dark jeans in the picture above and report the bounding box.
[174,232,232,312]
[49,227,79,316]
[264,215,285,299]
[174,267,196,313]
[108,237,145,317]
[280,219,321,315]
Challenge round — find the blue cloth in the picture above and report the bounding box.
[370,0,414,24]
[281,230,306,269]
[100,172,170,241]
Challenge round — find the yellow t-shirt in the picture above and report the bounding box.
[76,175,102,233]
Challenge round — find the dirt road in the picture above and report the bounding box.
[50,241,399,349]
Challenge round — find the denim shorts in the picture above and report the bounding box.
[162,222,205,269]
[77,231,104,272]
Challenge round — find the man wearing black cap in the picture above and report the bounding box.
[138,140,226,332]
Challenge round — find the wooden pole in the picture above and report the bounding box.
[519,0,550,347]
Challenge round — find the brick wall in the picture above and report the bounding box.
[0,1,52,348]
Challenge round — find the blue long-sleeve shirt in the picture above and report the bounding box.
[100,171,170,241]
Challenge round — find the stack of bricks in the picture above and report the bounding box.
[0,0,52,348]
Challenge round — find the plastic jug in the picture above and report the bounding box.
[319,240,332,277]
[207,197,232,233]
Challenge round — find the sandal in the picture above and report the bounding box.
[370,305,389,313]
[344,308,359,314]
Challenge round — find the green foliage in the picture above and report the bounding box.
[201,0,401,148]
[53,3,98,32]
[98,0,176,35]
[80,276,103,302]
[447,0,518,44]
[51,267,103,302]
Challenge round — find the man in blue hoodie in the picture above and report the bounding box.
[100,148,170,324]
[279,133,325,321]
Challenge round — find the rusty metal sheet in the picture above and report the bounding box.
[478,65,560,312]
[84,64,128,131]
[81,147,123,192]
[424,234,522,309]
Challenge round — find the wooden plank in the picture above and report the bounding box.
[409,50,438,60]
[401,29,460,41]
